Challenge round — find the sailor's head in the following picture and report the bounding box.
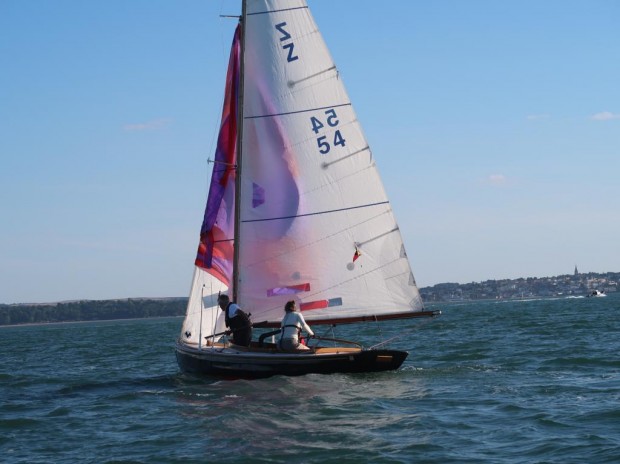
[217,294,230,309]
[285,300,296,313]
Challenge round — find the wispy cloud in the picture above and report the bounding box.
[526,114,550,121]
[488,174,507,186]
[123,118,172,132]
[590,111,620,121]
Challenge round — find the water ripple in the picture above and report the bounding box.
[1,300,620,463]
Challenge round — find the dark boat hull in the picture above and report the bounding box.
[175,341,408,379]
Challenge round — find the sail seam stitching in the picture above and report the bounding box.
[242,201,389,223]
[247,7,308,16]
[245,103,351,119]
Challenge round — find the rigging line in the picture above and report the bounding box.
[247,6,308,16]
[242,201,389,223]
[314,326,338,348]
[303,259,407,302]
[243,209,391,269]
[256,259,408,317]
[373,314,383,346]
[244,102,351,120]
[368,317,435,350]
[247,259,405,317]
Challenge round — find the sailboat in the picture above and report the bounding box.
[175,0,440,379]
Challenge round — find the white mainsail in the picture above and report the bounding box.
[236,0,424,324]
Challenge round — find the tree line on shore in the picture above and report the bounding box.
[0,298,188,326]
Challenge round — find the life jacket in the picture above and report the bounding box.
[225,302,252,347]
[280,312,302,339]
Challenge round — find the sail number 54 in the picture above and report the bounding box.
[310,109,346,155]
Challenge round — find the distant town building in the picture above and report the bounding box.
[574,265,579,276]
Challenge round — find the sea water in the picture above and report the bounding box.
[1,294,619,463]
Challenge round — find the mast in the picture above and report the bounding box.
[232,1,246,303]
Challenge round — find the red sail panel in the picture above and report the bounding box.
[194,24,241,287]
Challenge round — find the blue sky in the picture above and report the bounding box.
[1,0,619,304]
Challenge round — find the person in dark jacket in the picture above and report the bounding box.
[217,294,252,347]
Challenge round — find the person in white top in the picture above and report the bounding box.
[279,300,314,351]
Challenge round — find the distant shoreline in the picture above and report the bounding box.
[0,314,184,329]
[0,298,187,327]
[420,271,617,302]
[2,271,617,326]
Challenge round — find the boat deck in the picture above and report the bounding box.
[229,342,361,355]
[183,340,361,355]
